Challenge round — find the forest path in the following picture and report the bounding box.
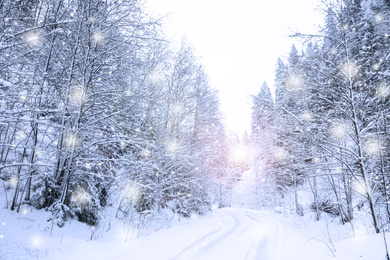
[72,208,285,260]
[165,208,283,260]
[48,208,334,260]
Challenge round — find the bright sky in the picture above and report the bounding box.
[145,0,322,136]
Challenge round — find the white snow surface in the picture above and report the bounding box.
[1,205,389,260]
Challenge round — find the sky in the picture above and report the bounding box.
[145,0,323,136]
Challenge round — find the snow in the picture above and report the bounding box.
[0,79,12,89]
[1,204,389,260]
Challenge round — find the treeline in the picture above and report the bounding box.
[252,0,390,233]
[0,0,227,226]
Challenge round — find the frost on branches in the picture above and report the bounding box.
[251,0,390,232]
[0,0,227,228]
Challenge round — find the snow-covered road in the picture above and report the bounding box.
[162,209,283,260]
[53,208,288,260]
[5,207,369,260]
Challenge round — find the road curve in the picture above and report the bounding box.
[117,208,285,260]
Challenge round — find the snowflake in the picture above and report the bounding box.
[301,110,313,121]
[72,188,90,205]
[65,133,78,148]
[9,176,18,188]
[140,148,151,158]
[19,90,28,101]
[30,235,44,248]
[330,122,349,140]
[92,31,104,44]
[375,14,383,23]
[148,70,162,84]
[69,86,86,105]
[273,147,289,161]
[24,30,42,48]
[122,184,141,204]
[340,61,358,78]
[172,104,183,115]
[22,208,29,216]
[364,138,382,157]
[35,149,42,157]
[15,130,26,140]
[376,84,389,99]
[165,139,180,154]
[285,73,304,93]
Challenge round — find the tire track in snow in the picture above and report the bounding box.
[170,209,281,260]
[170,213,240,260]
[242,211,283,260]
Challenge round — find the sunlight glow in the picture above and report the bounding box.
[233,147,247,161]
[230,145,249,163]
[145,0,322,136]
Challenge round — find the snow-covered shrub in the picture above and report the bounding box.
[49,201,74,228]
[31,176,61,210]
[311,200,340,217]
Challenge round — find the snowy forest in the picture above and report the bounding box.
[252,0,390,233]
[1,0,390,259]
[0,0,229,226]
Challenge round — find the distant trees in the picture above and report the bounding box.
[252,0,390,232]
[0,0,226,226]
